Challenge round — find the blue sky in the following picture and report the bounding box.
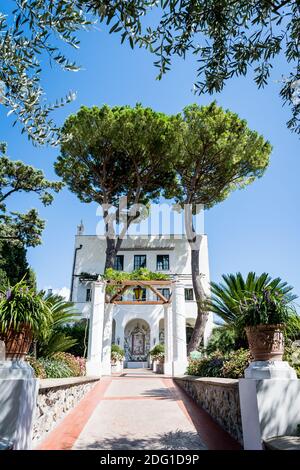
[1,16,299,301]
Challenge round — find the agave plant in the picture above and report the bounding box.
[36,293,79,358]
[210,272,298,336]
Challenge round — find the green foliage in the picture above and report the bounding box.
[210,272,297,336]
[0,279,51,338]
[205,327,239,355]
[53,352,81,376]
[3,2,299,142]
[38,357,73,379]
[98,1,300,133]
[55,104,179,268]
[0,241,36,288]
[189,350,202,361]
[104,267,169,282]
[167,103,271,209]
[187,351,224,378]
[104,268,169,296]
[27,352,86,378]
[57,320,89,357]
[221,349,252,379]
[36,294,79,357]
[149,343,164,361]
[26,356,46,379]
[0,1,92,144]
[283,342,300,378]
[111,344,125,362]
[0,149,63,247]
[285,313,300,341]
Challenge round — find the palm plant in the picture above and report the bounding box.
[210,272,298,336]
[0,279,51,338]
[36,293,79,358]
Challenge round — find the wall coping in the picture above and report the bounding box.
[174,375,239,387]
[38,376,100,391]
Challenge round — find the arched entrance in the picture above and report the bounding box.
[124,319,150,362]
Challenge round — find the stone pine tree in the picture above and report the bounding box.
[55,104,179,270]
[166,102,272,353]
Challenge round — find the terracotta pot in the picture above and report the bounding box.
[0,324,33,360]
[245,324,284,361]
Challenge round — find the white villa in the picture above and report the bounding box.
[70,223,214,376]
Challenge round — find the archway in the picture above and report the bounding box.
[124,319,150,362]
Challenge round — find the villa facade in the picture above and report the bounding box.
[70,225,214,375]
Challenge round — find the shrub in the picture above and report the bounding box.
[38,358,73,378]
[26,356,46,379]
[111,344,125,362]
[205,327,238,355]
[57,319,89,357]
[53,352,81,376]
[284,342,300,378]
[187,351,224,377]
[222,349,251,378]
[189,350,202,361]
[74,356,86,376]
[149,343,164,361]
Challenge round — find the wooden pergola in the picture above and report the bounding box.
[106,279,173,305]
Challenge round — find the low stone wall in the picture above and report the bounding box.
[174,376,243,445]
[32,376,99,445]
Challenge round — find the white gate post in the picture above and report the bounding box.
[172,279,188,376]
[101,304,114,375]
[163,303,173,375]
[86,280,106,377]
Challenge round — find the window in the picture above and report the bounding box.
[156,254,169,271]
[185,288,194,301]
[156,288,170,301]
[86,288,92,302]
[134,254,146,270]
[114,255,124,271]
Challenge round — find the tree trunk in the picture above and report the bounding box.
[187,247,209,354]
[184,205,209,354]
[104,237,117,270]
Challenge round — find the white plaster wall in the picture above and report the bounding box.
[71,234,213,341]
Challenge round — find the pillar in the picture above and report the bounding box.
[101,304,114,375]
[163,303,173,375]
[86,280,106,376]
[172,280,188,376]
[0,361,38,449]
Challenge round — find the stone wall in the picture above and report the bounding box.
[174,376,243,445]
[32,376,99,445]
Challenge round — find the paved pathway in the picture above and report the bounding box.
[37,370,241,451]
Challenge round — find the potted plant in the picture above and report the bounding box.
[0,280,51,359]
[149,344,165,373]
[111,344,125,372]
[237,287,293,361]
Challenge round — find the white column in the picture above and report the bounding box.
[163,304,173,375]
[86,280,106,377]
[101,304,114,376]
[172,280,188,376]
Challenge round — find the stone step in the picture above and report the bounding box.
[125,361,148,369]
